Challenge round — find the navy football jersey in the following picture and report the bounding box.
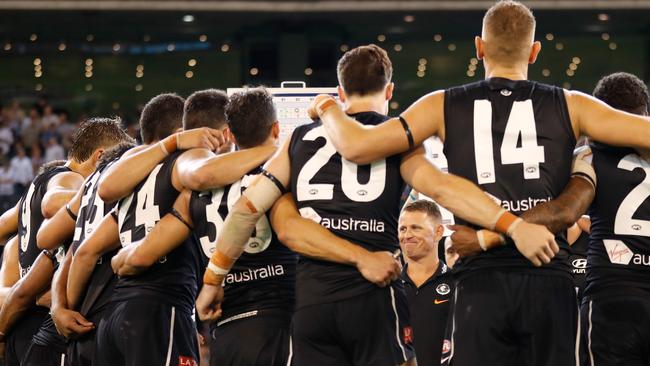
[112,151,199,313]
[17,164,71,278]
[190,166,296,323]
[585,144,650,298]
[569,230,588,299]
[289,111,405,308]
[444,77,575,274]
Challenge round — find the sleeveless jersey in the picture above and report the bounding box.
[112,150,199,313]
[569,230,588,299]
[189,166,296,324]
[17,164,71,278]
[289,111,405,308]
[585,143,650,298]
[444,77,575,274]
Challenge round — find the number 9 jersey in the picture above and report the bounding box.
[444,77,576,273]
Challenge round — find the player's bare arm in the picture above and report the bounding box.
[112,190,193,276]
[399,146,558,266]
[309,91,444,164]
[566,90,650,150]
[270,193,400,287]
[0,237,20,306]
[50,250,94,339]
[0,250,56,341]
[67,213,120,309]
[37,186,82,250]
[0,203,19,243]
[98,127,224,203]
[174,145,276,192]
[41,171,84,218]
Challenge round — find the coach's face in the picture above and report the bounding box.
[398,211,442,261]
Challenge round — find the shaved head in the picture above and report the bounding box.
[482,1,536,65]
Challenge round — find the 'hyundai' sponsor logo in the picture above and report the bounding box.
[572,258,587,269]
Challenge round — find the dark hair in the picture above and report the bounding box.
[402,199,442,222]
[482,0,536,65]
[183,89,229,130]
[97,141,137,170]
[337,44,392,96]
[593,72,650,115]
[139,93,185,144]
[225,87,276,148]
[37,159,66,175]
[68,117,133,163]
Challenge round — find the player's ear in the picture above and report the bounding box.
[337,86,347,103]
[223,127,234,143]
[435,223,445,241]
[272,121,280,139]
[475,36,484,60]
[528,41,541,64]
[92,148,105,165]
[385,83,394,101]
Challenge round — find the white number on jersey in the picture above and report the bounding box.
[614,154,650,237]
[474,100,545,184]
[199,175,273,257]
[117,164,163,246]
[296,126,386,202]
[74,172,103,242]
[19,184,36,252]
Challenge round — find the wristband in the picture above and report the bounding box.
[65,204,77,221]
[203,250,234,286]
[493,209,523,236]
[315,97,338,117]
[398,116,415,149]
[159,133,178,156]
[477,230,488,251]
[42,249,57,264]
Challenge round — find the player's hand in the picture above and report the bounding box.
[447,225,483,258]
[510,221,559,267]
[51,307,94,339]
[356,250,401,287]
[307,94,337,121]
[177,127,226,152]
[196,284,224,321]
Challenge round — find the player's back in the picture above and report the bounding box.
[585,143,650,298]
[444,77,576,274]
[190,165,296,324]
[288,111,405,308]
[113,150,199,313]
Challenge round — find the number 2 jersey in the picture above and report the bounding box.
[289,112,405,309]
[113,150,201,314]
[585,143,650,298]
[189,166,296,324]
[444,77,576,274]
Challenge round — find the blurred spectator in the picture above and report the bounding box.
[31,144,43,174]
[58,111,76,151]
[40,123,60,147]
[41,105,60,129]
[44,137,65,162]
[21,107,42,149]
[10,144,33,197]
[0,117,13,155]
[0,157,15,212]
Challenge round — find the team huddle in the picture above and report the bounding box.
[0,1,649,365]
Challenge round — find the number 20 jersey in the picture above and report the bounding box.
[289,111,405,309]
[585,143,650,298]
[189,166,296,322]
[444,77,576,273]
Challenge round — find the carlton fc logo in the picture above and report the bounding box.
[436,283,451,295]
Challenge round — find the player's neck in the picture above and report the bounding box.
[406,256,439,288]
[344,97,387,116]
[66,159,94,178]
[484,63,528,81]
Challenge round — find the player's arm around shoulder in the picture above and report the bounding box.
[0,236,20,306]
[41,170,84,218]
[0,202,19,243]
[37,186,82,250]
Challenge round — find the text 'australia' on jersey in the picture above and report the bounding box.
[586,144,650,297]
[444,78,576,274]
[289,111,405,308]
[113,150,200,314]
[190,166,296,323]
[17,164,71,278]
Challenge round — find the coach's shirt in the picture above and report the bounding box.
[402,263,453,366]
[190,166,296,325]
[113,150,200,314]
[289,112,405,308]
[444,78,575,275]
[585,144,650,299]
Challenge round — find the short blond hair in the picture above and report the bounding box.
[482,1,536,65]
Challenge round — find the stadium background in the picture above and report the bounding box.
[0,0,649,210]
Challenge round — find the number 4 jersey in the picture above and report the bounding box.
[289,112,405,309]
[189,166,297,324]
[444,77,576,274]
[585,144,650,298]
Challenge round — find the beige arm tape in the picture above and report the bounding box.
[571,146,596,189]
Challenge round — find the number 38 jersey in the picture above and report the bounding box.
[444,77,576,274]
[189,166,297,323]
[289,112,405,309]
[113,150,199,314]
[585,144,650,298]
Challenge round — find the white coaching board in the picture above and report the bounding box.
[227,82,338,142]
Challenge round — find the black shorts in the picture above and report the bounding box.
[21,343,66,366]
[580,294,650,366]
[445,270,579,366]
[4,308,48,366]
[93,299,199,366]
[290,285,415,366]
[209,310,291,366]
